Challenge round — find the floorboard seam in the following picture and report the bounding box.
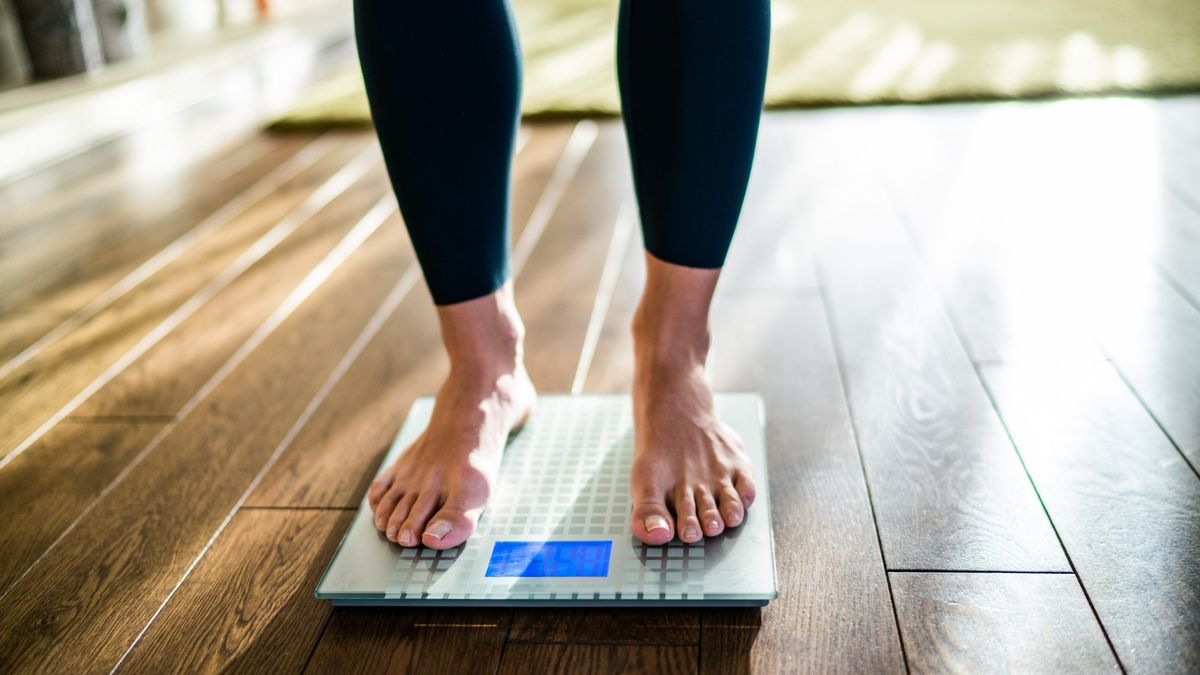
[882,174,1130,673]
[0,145,379,471]
[1096,348,1200,481]
[64,415,177,424]
[812,260,911,675]
[109,241,417,674]
[886,569,1076,575]
[0,135,336,381]
[1152,260,1200,316]
[299,609,336,675]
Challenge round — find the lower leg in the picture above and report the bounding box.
[629,254,756,545]
[355,0,530,548]
[617,0,770,544]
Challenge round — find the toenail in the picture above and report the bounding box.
[399,530,413,546]
[386,528,397,540]
[728,512,742,525]
[644,515,669,533]
[425,521,452,539]
[708,519,720,531]
[684,527,699,540]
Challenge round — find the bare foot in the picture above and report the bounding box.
[629,254,757,546]
[367,283,536,549]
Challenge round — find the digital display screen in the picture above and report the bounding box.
[486,540,612,578]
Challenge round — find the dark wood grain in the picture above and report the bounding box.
[0,420,165,594]
[0,137,374,455]
[247,122,579,508]
[891,572,1119,673]
[0,207,408,672]
[873,101,1200,479]
[811,167,1067,571]
[498,643,696,675]
[516,121,629,389]
[705,294,905,673]
[979,358,1200,673]
[305,608,511,675]
[117,509,353,674]
[73,159,393,416]
[0,133,318,313]
[699,622,760,675]
[508,609,698,645]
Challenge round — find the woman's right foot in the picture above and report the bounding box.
[367,283,536,550]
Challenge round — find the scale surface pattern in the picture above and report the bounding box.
[317,393,775,605]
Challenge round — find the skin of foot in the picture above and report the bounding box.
[367,281,536,550]
[629,253,758,546]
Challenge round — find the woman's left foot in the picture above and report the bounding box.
[628,254,757,546]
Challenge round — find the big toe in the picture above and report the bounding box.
[631,496,674,545]
[421,506,478,550]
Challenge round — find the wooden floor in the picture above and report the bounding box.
[1,93,1198,674]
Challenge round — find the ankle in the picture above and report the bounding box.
[437,285,526,376]
[631,303,711,373]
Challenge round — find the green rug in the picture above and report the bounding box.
[271,0,1200,129]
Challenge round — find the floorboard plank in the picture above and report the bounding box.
[516,121,629,391]
[0,310,68,362]
[891,572,1119,674]
[0,137,373,456]
[868,99,1200,671]
[703,295,905,673]
[305,608,511,675]
[699,622,760,675]
[979,358,1200,673]
[117,509,353,674]
[73,159,393,416]
[873,101,1200,478]
[811,164,1067,571]
[1157,189,1200,305]
[0,420,165,594]
[0,201,409,672]
[508,610,698,645]
[0,133,319,312]
[498,643,696,675]
[1093,276,1200,471]
[718,116,818,293]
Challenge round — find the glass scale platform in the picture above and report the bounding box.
[316,393,776,607]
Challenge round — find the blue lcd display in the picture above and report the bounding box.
[486,540,612,578]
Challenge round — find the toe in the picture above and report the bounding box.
[384,493,417,544]
[695,486,724,537]
[421,505,478,550]
[373,487,404,532]
[673,486,702,544]
[368,472,393,510]
[718,482,745,528]
[734,470,757,510]
[631,493,674,545]
[397,491,439,547]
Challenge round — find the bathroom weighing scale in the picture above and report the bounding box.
[316,393,776,607]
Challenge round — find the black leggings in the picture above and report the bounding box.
[355,0,770,305]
